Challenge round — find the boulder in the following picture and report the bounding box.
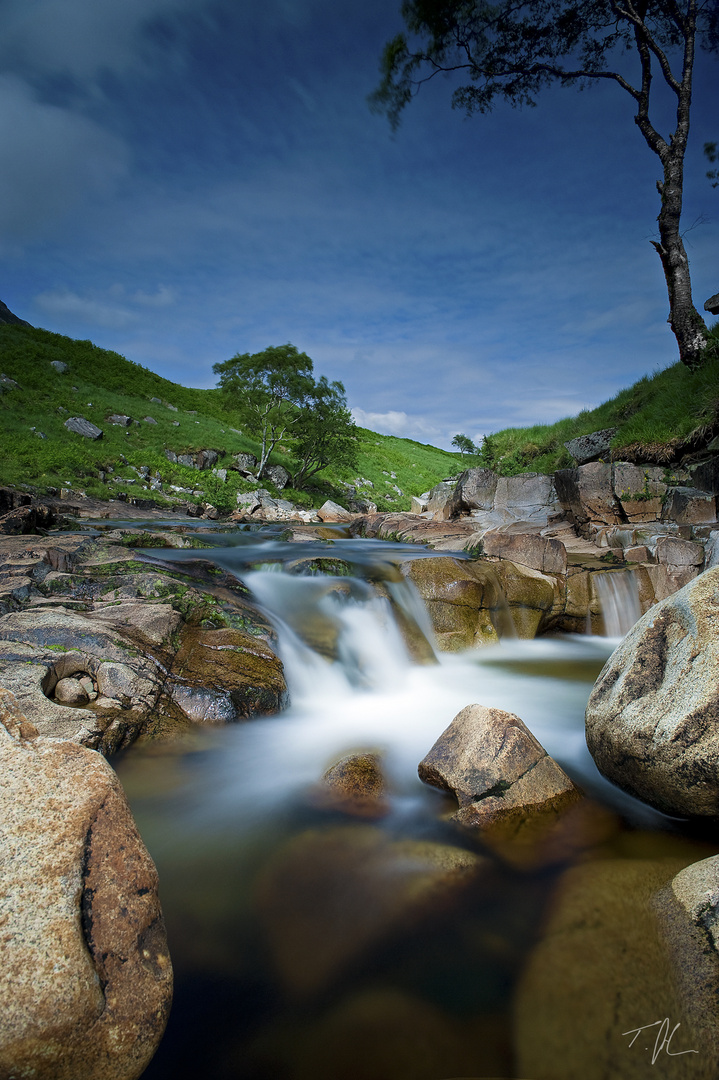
[401,557,501,650]
[655,534,704,567]
[426,481,462,521]
[493,472,560,524]
[196,449,218,470]
[64,416,103,441]
[563,428,617,465]
[50,360,68,373]
[108,414,132,426]
[162,625,288,726]
[585,568,719,816]
[418,704,581,849]
[0,689,172,1080]
[312,752,389,818]
[317,500,354,522]
[266,464,290,489]
[692,456,719,495]
[554,462,623,527]
[232,452,259,474]
[0,502,57,535]
[662,486,717,525]
[455,467,498,511]
[514,856,703,1080]
[143,416,158,425]
[480,528,567,575]
[254,824,484,997]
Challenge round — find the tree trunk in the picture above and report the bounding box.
[651,150,708,370]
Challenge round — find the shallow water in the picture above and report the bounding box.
[112,524,714,1080]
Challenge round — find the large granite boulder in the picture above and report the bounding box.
[585,568,719,816]
[0,689,172,1080]
[426,481,463,521]
[493,472,560,524]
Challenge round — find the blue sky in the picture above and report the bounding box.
[1,0,717,450]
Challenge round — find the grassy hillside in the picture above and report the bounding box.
[0,324,460,512]
[476,323,719,476]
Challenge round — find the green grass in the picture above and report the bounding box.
[476,323,719,475]
[3,321,715,510]
[0,324,460,511]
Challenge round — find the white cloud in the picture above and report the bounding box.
[34,289,137,328]
[130,286,176,307]
[351,407,449,445]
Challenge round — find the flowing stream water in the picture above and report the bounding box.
[113,524,709,1080]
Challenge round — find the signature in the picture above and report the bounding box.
[622,1019,698,1064]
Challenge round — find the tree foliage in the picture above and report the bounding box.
[371,0,718,369]
[213,343,357,486]
[451,432,477,456]
[705,141,719,187]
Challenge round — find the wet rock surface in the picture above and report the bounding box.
[418,704,582,857]
[0,528,286,752]
[0,689,172,1080]
[586,568,719,817]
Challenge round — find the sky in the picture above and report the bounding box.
[1,0,717,451]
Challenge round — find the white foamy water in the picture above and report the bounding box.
[144,563,658,833]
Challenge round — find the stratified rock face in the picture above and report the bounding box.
[564,428,617,465]
[426,481,463,521]
[554,462,624,526]
[585,568,719,817]
[480,528,567,575]
[0,690,172,1080]
[418,704,581,840]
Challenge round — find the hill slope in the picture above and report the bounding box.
[0,324,460,512]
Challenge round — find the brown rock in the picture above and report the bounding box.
[313,751,389,818]
[418,704,582,857]
[514,857,708,1080]
[401,557,501,650]
[317,499,354,522]
[254,825,483,997]
[480,528,567,574]
[0,692,172,1080]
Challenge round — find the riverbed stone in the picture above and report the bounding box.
[165,625,288,724]
[418,705,581,851]
[456,467,498,511]
[254,824,484,997]
[0,694,172,1080]
[555,462,624,527]
[662,486,717,525]
[585,568,719,817]
[312,751,389,818]
[426,481,462,521]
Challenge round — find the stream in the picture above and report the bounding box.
[112,523,711,1080]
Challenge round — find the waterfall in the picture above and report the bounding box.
[594,571,642,638]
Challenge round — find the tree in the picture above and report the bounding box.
[290,376,358,487]
[451,432,477,456]
[213,344,314,480]
[371,0,718,370]
[213,343,358,488]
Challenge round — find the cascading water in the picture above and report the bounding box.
[594,570,642,638]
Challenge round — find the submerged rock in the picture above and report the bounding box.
[254,824,485,997]
[585,567,719,817]
[0,689,172,1080]
[312,751,389,818]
